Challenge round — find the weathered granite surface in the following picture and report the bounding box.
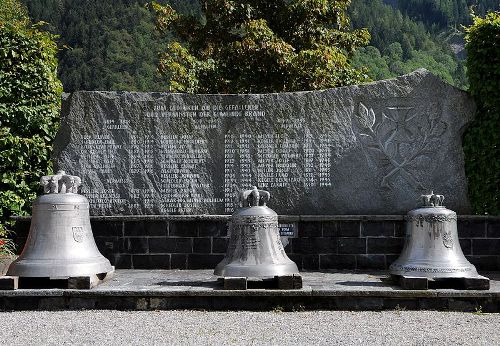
[53,69,474,215]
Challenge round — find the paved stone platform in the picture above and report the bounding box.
[1,270,499,312]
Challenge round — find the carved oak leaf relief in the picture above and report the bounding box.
[353,102,447,190]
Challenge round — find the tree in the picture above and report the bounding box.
[463,11,500,214]
[24,0,172,92]
[349,0,465,87]
[150,0,371,93]
[0,0,62,254]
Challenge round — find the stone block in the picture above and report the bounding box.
[198,221,228,237]
[171,254,188,269]
[132,255,170,269]
[367,237,403,255]
[223,277,247,290]
[12,220,30,237]
[487,220,500,238]
[472,239,500,255]
[149,238,193,254]
[276,274,302,289]
[123,221,148,237]
[338,221,361,237]
[169,222,198,237]
[293,237,337,254]
[320,254,356,270]
[397,275,428,290]
[394,221,405,237]
[302,255,319,270]
[298,222,322,237]
[188,254,224,270]
[323,221,361,237]
[458,220,486,238]
[418,298,448,310]
[386,254,399,267]
[109,254,132,269]
[287,254,303,269]
[383,298,419,311]
[0,276,18,290]
[361,221,395,237]
[123,237,148,254]
[321,222,337,237]
[95,236,124,257]
[92,221,123,237]
[466,255,500,271]
[123,221,167,236]
[53,70,474,215]
[459,238,472,255]
[338,238,366,254]
[356,254,386,270]
[462,277,490,290]
[212,238,229,254]
[193,238,211,253]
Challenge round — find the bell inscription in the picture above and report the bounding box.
[214,188,299,278]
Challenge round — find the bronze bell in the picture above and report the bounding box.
[390,191,482,280]
[7,171,114,278]
[214,187,299,277]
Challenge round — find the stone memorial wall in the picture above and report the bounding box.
[53,69,474,215]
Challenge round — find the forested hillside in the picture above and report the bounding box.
[350,0,467,86]
[23,0,498,92]
[386,0,499,30]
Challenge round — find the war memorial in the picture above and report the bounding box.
[2,70,499,310]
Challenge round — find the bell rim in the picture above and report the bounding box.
[214,262,299,278]
[389,261,479,278]
[7,258,114,278]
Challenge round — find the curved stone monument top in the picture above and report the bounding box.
[53,69,474,215]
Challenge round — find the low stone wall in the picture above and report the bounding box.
[12,215,500,271]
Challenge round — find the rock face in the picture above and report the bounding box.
[52,69,474,215]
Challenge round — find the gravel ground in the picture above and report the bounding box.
[1,310,499,346]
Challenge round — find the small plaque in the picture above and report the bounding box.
[279,223,297,237]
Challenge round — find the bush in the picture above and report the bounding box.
[464,11,500,215]
[0,0,62,255]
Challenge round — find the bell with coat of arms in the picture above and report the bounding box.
[7,171,114,279]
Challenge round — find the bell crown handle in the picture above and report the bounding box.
[240,186,270,207]
[40,171,82,194]
[421,191,445,207]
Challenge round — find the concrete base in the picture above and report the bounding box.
[218,275,303,290]
[0,276,19,290]
[392,274,490,290]
[0,270,499,312]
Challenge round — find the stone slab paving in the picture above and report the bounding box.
[1,270,499,311]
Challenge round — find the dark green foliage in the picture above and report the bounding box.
[0,0,62,254]
[463,11,500,215]
[392,0,499,31]
[23,0,179,92]
[22,0,498,92]
[150,0,371,93]
[350,0,466,87]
